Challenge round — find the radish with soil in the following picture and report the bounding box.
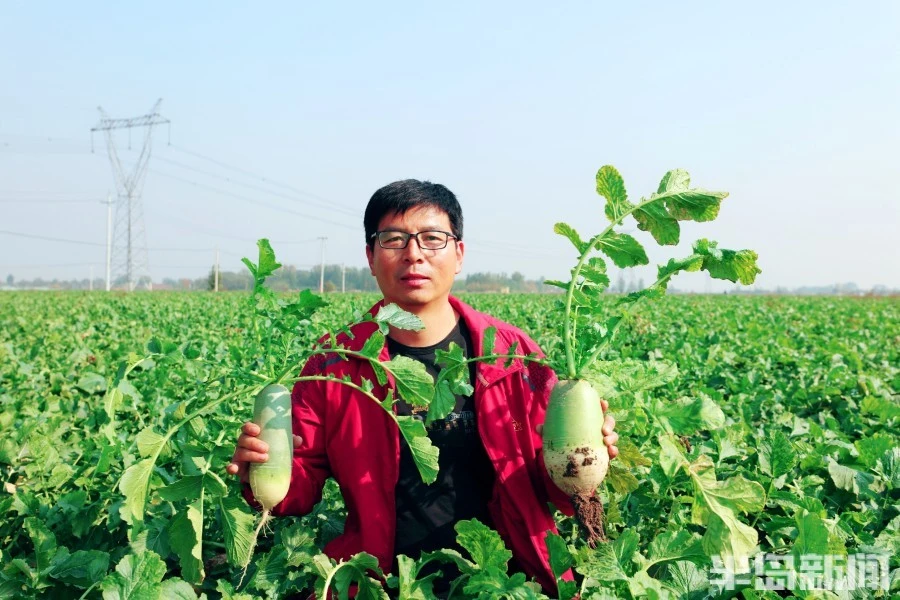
[537,165,760,545]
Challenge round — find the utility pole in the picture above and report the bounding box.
[341,263,346,293]
[102,193,113,291]
[318,237,327,293]
[91,99,170,291]
[214,247,220,292]
[89,266,94,291]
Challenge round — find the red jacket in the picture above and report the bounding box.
[254,296,574,592]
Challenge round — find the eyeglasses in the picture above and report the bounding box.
[371,230,458,250]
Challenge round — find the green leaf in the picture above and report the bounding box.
[394,554,441,600]
[118,458,155,525]
[464,568,543,599]
[217,580,256,600]
[159,579,199,600]
[100,551,167,600]
[656,169,691,194]
[758,431,797,478]
[129,518,170,560]
[877,447,900,489]
[827,459,876,498]
[397,416,439,484]
[658,434,690,479]
[542,279,570,291]
[652,395,726,435]
[596,232,649,268]
[596,165,634,223]
[657,255,704,286]
[282,289,328,321]
[573,542,629,582]
[612,529,640,574]
[792,510,837,562]
[135,428,166,459]
[322,553,387,600]
[580,359,678,399]
[431,343,473,423]
[76,372,107,394]
[255,239,282,280]
[383,355,434,408]
[24,517,57,575]
[655,184,727,222]
[429,380,458,424]
[359,331,386,359]
[606,463,641,494]
[482,326,497,357]
[645,530,706,567]
[157,476,202,503]
[203,471,229,498]
[373,303,424,333]
[168,500,205,585]
[241,257,257,280]
[694,239,762,285]
[219,496,256,568]
[689,456,765,565]
[855,433,896,470]
[455,519,512,571]
[545,532,573,580]
[633,201,680,246]
[553,222,588,254]
[49,549,111,589]
[580,256,610,289]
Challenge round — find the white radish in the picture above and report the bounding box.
[241,383,292,585]
[542,379,608,545]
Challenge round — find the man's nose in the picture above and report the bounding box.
[402,235,426,259]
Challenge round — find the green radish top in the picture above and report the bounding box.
[545,166,761,381]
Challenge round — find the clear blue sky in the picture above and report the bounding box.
[2,2,898,290]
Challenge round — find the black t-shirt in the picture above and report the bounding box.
[388,318,496,564]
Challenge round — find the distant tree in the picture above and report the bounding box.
[6,274,12,286]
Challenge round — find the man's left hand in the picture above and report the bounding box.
[600,399,619,460]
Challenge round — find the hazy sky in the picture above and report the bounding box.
[2,2,898,291]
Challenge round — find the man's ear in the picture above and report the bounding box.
[455,240,464,275]
[366,245,375,275]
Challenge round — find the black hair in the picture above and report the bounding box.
[364,179,463,249]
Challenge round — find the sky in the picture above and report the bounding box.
[1,2,898,291]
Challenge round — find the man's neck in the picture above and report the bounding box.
[388,300,458,347]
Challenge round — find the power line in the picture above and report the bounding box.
[0,229,245,254]
[151,154,358,217]
[148,168,361,231]
[0,229,106,247]
[0,199,100,204]
[168,143,357,212]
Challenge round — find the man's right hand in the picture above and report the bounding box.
[226,422,302,484]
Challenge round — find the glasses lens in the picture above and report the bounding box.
[418,231,449,249]
[378,231,409,248]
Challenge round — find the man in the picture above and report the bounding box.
[227,179,618,594]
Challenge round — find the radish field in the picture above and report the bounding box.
[0,291,897,599]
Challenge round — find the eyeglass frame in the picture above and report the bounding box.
[370,229,460,250]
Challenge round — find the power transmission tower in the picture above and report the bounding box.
[91,99,170,291]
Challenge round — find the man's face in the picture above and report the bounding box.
[366,205,464,313]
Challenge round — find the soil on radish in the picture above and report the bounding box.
[571,492,606,547]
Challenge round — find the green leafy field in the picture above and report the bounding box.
[0,291,897,598]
